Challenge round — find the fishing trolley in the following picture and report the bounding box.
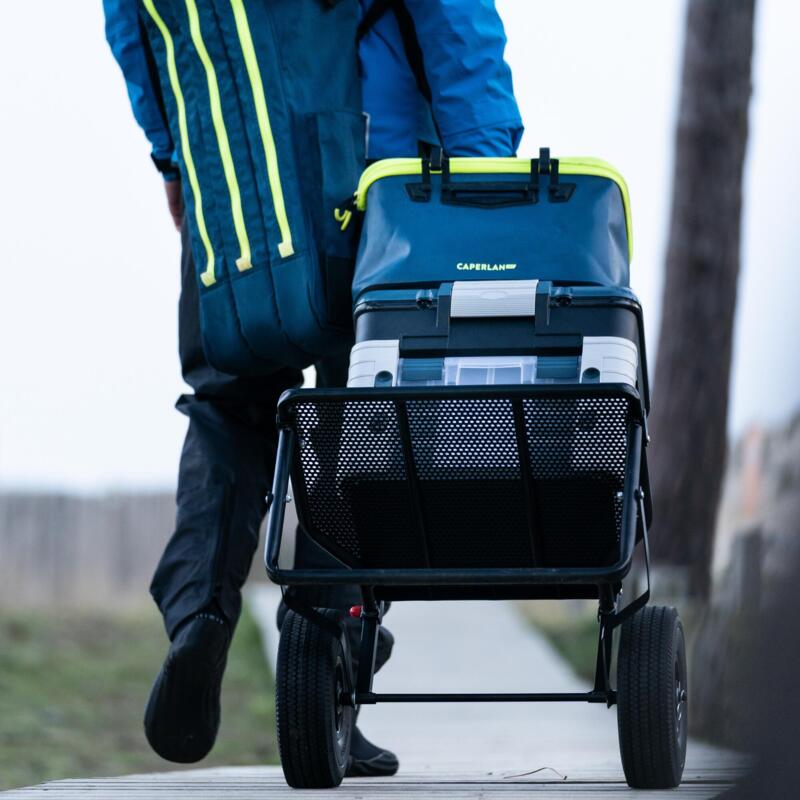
[264,152,687,790]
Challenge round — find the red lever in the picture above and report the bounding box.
[349,605,363,618]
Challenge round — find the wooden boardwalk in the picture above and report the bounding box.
[0,766,740,798]
[2,589,743,798]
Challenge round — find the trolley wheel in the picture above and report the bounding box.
[275,609,353,789]
[617,605,688,789]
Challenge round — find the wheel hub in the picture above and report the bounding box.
[675,665,688,749]
[334,662,345,736]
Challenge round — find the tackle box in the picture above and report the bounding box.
[348,280,650,411]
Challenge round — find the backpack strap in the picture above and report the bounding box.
[357,0,394,41]
[358,0,439,144]
[388,1,432,105]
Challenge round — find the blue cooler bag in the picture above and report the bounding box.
[140,0,364,374]
[350,150,633,298]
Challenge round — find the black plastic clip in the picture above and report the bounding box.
[548,159,576,203]
[536,146,576,203]
[406,158,433,202]
[334,193,359,232]
[538,147,551,175]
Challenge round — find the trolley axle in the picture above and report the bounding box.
[349,690,615,705]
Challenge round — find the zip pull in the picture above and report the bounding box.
[334,194,358,232]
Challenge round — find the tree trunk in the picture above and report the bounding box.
[649,0,757,599]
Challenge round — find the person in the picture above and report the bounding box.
[104,0,522,777]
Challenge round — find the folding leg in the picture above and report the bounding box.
[593,586,617,705]
[355,587,382,702]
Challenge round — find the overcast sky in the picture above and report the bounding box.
[0,0,798,491]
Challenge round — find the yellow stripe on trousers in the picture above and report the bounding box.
[142,0,216,286]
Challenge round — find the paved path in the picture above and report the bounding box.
[2,588,743,798]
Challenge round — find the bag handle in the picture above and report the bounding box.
[440,158,539,209]
[405,149,576,209]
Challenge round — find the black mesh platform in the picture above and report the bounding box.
[280,386,641,573]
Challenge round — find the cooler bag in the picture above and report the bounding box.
[140,0,364,374]
[350,149,633,299]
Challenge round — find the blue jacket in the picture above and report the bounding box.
[104,0,523,166]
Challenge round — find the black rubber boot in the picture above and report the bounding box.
[373,626,394,674]
[144,613,231,763]
[346,726,399,777]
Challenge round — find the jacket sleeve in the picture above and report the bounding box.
[359,4,438,159]
[401,0,524,157]
[103,0,176,170]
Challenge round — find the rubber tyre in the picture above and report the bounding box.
[617,605,688,789]
[276,610,353,788]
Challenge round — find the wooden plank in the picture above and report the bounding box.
[0,767,733,799]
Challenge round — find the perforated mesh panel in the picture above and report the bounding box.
[523,397,629,566]
[406,399,532,568]
[288,392,633,570]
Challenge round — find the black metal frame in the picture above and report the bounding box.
[265,383,651,708]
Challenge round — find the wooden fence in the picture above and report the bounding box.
[0,491,298,610]
[0,492,175,609]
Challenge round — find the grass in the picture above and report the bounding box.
[519,599,704,685]
[517,600,600,683]
[0,604,277,791]
[519,597,755,747]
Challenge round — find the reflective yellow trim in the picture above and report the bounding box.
[334,207,353,231]
[229,0,295,259]
[355,157,635,261]
[184,0,252,272]
[142,0,216,287]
